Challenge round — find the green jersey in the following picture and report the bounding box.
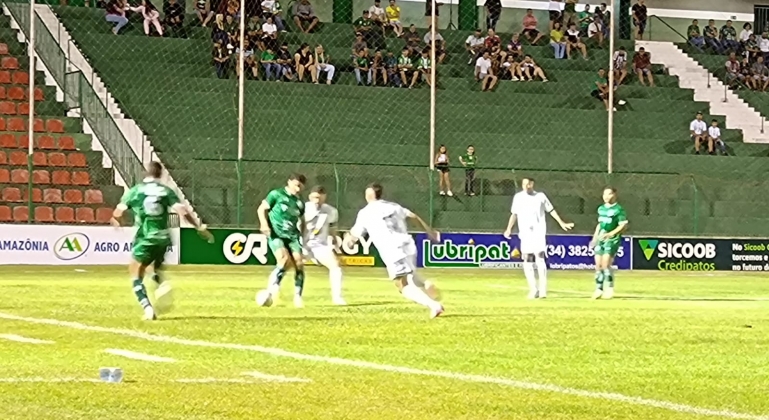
[264,187,304,239]
[597,203,628,237]
[120,178,180,245]
[593,76,607,91]
[461,154,476,168]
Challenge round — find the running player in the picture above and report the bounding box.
[344,183,444,318]
[503,177,573,299]
[304,186,346,305]
[111,161,212,321]
[258,173,307,308]
[588,186,628,300]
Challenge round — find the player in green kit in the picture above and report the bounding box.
[257,173,307,308]
[111,162,213,320]
[588,186,628,300]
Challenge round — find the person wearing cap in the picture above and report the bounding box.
[689,112,709,154]
[354,10,374,35]
[369,0,387,35]
[351,32,369,58]
[386,0,403,37]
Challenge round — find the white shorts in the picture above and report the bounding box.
[519,233,546,255]
[382,242,418,279]
[303,244,338,268]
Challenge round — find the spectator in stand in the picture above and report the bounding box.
[235,39,259,79]
[759,32,769,60]
[163,0,185,37]
[130,0,163,36]
[576,4,591,36]
[403,25,422,55]
[196,0,214,26]
[724,52,744,87]
[485,0,502,31]
[386,0,403,37]
[596,3,610,38]
[522,9,544,44]
[708,120,728,155]
[476,50,498,92]
[354,10,374,37]
[591,68,626,111]
[566,23,588,60]
[292,0,319,33]
[224,14,239,48]
[261,47,278,80]
[520,55,548,81]
[633,47,654,86]
[505,33,523,61]
[105,0,128,35]
[612,46,628,85]
[720,20,739,52]
[631,0,646,40]
[413,48,433,88]
[740,22,753,45]
[369,0,387,34]
[744,34,759,60]
[371,50,388,86]
[262,0,286,32]
[385,50,400,86]
[424,26,446,63]
[749,55,769,91]
[484,28,502,64]
[704,20,723,53]
[294,43,317,83]
[247,15,263,48]
[434,145,452,196]
[689,112,708,154]
[353,49,372,86]
[225,0,239,18]
[501,55,520,80]
[562,0,577,27]
[212,40,230,78]
[211,14,229,45]
[425,0,443,28]
[465,28,486,65]
[458,145,476,196]
[587,16,603,46]
[740,55,752,83]
[550,21,566,59]
[262,15,278,51]
[276,42,295,81]
[314,44,335,85]
[549,0,563,31]
[397,48,413,88]
[687,19,704,49]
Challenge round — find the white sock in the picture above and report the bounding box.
[329,267,343,299]
[522,262,537,293]
[535,256,547,296]
[402,283,440,310]
[409,272,427,289]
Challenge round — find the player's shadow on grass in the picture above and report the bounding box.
[332,301,401,308]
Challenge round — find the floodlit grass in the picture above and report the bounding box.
[1,266,768,420]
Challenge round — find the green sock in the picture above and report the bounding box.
[594,271,604,291]
[294,269,305,297]
[132,278,151,308]
[603,268,614,288]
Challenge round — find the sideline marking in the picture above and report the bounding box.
[0,334,54,344]
[105,349,176,363]
[0,377,100,383]
[241,371,311,383]
[0,312,765,420]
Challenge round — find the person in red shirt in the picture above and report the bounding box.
[522,9,544,44]
[632,46,655,87]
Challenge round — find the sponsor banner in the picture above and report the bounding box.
[179,228,384,266]
[415,233,631,270]
[0,224,179,265]
[633,237,769,271]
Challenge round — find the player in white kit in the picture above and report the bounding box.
[344,183,444,318]
[504,178,574,299]
[303,186,346,305]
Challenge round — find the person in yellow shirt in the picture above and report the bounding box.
[386,0,403,37]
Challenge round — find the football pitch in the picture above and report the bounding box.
[1,266,768,420]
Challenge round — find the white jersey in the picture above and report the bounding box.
[304,202,338,247]
[350,200,414,265]
[511,190,553,238]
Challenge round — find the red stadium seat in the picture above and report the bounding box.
[75,207,95,223]
[24,188,42,203]
[9,151,26,165]
[0,101,16,115]
[33,118,44,132]
[0,150,5,165]
[0,44,8,55]
[55,206,74,222]
[72,171,90,185]
[12,205,27,221]
[0,168,9,183]
[18,102,30,116]
[0,133,14,147]
[37,135,55,149]
[64,189,83,204]
[0,117,6,130]
[0,86,6,99]
[58,136,75,150]
[0,205,11,222]
[43,188,63,203]
[1,57,19,70]
[85,189,104,204]
[46,119,64,133]
[7,86,23,100]
[8,117,24,131]
[33,87,44,101]
[10,168,27,183]
[35,206,54,222]
[2,187,21,202]
[12,71,29,85]
[52,170,70,185]
[32,151,46,166]
[68,153,87,167]
[48,152,66,167]
[96,207,113,223]
[0,71,11,84]
[33,169,50,184]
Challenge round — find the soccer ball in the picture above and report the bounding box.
[255,290,273,307]
[154,282,175,314]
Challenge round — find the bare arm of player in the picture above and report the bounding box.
[601,221,628,241]
[503,213,517,239]
[548,209,574,231]
[407,211,440,242]
[588,224,601,248]
[257,200,271,235]
[111,204,127,227]
[172,203,214,243]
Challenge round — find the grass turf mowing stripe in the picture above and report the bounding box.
[0,334,54,344]
[104,349,176,363]
[0,312,766,419]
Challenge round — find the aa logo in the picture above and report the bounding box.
[222,233,268,264]
[54,233,90,260]
[639,239,659,261]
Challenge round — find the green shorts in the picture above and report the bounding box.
[594,239,620,257]
[268,236,302,255]
[132,239,170,267]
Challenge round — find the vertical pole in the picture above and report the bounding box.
[26,0,36,224]
[607,2,615,174]
[429,1,436,173]
[236,0,246,227]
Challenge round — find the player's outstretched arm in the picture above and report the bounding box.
[257,200,271,235]
[549,209,574,231]
[172,203,214,243]
[407,211,439,242]
[503,213,517,239]
[110,204,126,228]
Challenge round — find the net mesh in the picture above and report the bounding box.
[2,0,769,237]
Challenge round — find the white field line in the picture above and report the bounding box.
[0,313,765,419]
[175,378,258,384]
[0,334,54,344]
[502,286,769,301]
[104,349,176,363]
[0,377,101,383]
[241,371,311,383]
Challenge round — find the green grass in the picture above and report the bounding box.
[1,266,768,420]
